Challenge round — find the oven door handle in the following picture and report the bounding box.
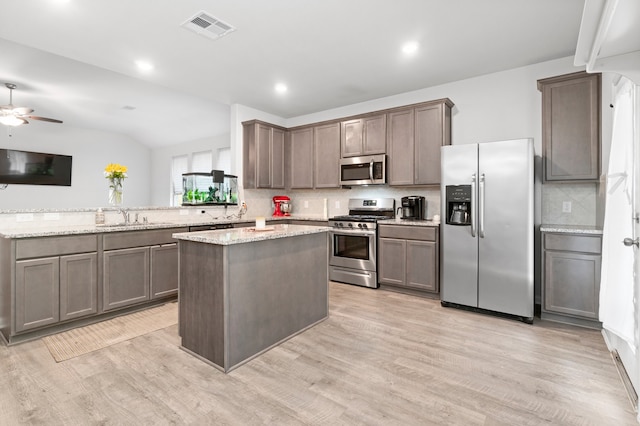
[329,229,376,236]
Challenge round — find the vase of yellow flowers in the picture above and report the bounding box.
[104,163,127,206]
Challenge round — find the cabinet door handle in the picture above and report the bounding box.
[623,237,639,247]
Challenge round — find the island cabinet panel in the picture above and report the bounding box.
[15,257,60,332]
[103,247,150,311]
[178,229,328,372]
[538,71,601,182]
[341,113,386,157]
[541,232,602,328]
[243,120,286,189]
[289,126,314,189]
[150,244,179,299]
[314,122,341,188]
[179,241,225,367]
[378,224,439,294]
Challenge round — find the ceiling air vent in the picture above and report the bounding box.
[181,11,236,40]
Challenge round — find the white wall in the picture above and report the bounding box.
[149,133,231,206]
[0,124,150,209]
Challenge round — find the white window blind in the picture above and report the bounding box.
[171,155,188,206]
[192,150,213,173]
[216,147,231,174]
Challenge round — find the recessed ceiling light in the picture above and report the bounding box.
[135,60,154,73]
[402,41,419,55]
[275,83,288,94]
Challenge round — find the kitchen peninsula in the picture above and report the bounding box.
[172,224,329,372]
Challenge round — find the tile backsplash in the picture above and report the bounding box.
[541,182,598,226]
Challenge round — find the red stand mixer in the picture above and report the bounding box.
[272,195,291,217]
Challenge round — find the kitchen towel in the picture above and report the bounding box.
[600,77,636,349]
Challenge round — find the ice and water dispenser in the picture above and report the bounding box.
[445,185,472,225]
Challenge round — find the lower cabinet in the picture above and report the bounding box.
[15,252,97,332]
[378,225,439,293]
[541,232,602,328]
[103,247,150,311]
[150,244,179,299]
[102,228,185,312]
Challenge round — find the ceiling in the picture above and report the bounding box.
[0,0,587,147]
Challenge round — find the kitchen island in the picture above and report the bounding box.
[172,224,329,372]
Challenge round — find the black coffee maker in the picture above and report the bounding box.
[399,196,426,220]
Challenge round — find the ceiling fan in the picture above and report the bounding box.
[0,83,63,126]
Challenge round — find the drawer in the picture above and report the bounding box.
[16,234,98,259]
[103,227,188,250]
[378,225,437,241]
[544,233,602,254]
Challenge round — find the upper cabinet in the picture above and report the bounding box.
[388,99,453,186]
[243,120,286,189]
[341,113,386,157]
[537,72,601,182]
[245,97,454,189]
[288,122,341,189]
[314,122,341,188]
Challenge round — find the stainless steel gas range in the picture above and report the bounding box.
[328,198,395,288]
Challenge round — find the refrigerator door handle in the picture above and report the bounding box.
[479,173,485,238]
[471,173,477,237]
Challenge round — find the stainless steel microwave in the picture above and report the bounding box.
[340,154,386,186]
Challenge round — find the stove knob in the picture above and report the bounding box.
[361,223,368,229]
[347,223,353,228]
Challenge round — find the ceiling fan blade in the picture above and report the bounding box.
[25,115,63,124]
[13,107,34,115]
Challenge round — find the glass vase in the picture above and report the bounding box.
[108,177,124,206]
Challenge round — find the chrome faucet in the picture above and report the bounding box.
[117,208,130,225]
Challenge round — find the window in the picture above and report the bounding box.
[192,151,212,173]
[216,147,231,174]
[171,155,188,206]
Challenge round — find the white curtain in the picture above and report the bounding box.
[600,77,636,348]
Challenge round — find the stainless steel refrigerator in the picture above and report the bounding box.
[440,139,534,322]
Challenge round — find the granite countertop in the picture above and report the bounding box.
[0,216,327,239]
[540,224,603,235]
[173,224,330,246]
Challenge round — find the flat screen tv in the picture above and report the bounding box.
[0,149,72,186]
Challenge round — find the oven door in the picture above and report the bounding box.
[329,228,376,271]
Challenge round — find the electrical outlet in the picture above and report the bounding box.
[562,201,572,213]
[335,201,340,209]
[304,200,309,209]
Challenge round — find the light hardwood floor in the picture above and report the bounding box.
[1,282,637,425]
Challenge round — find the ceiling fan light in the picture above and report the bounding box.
[0,115,27,126]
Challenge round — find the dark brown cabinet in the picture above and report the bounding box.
[541,232,602,328]
[537,72,601,182]
[378,225,439,293]
[341,114,386,157]
[387,99,453,186]
[243,120,286,189]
